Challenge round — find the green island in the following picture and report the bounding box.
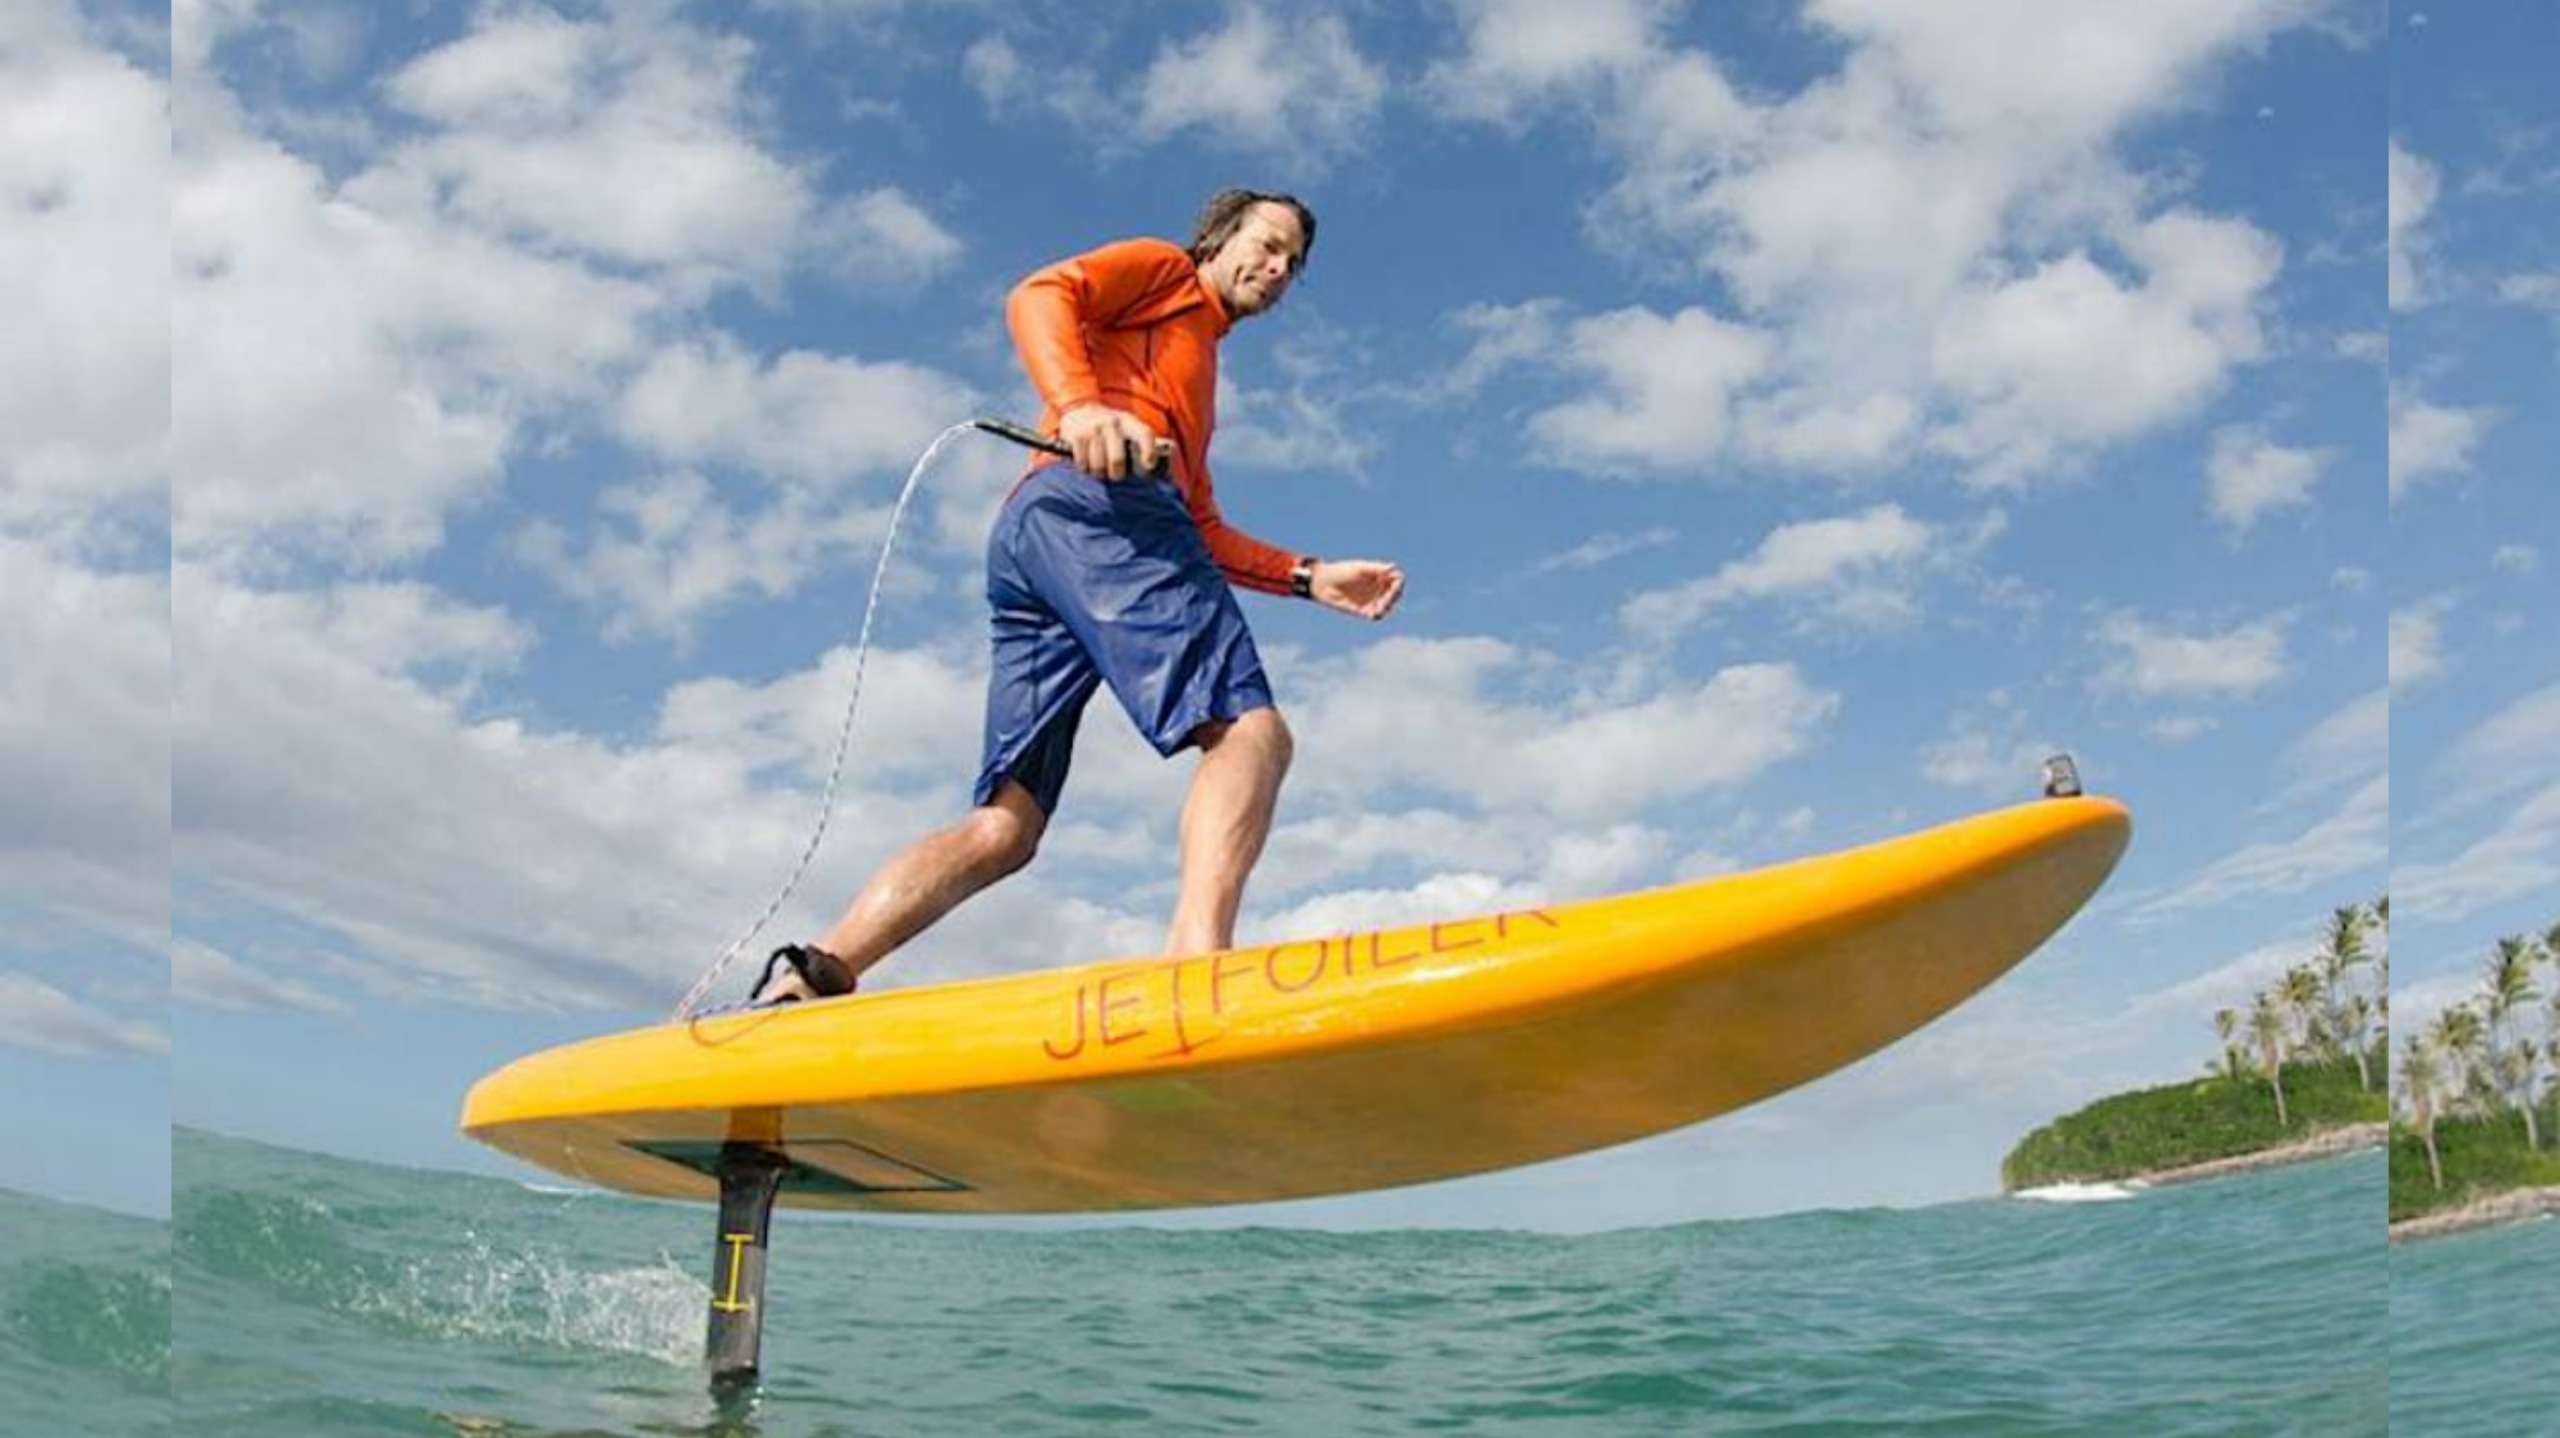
[2388,916,2560,1237]
[2004,900,2390,1194]
[2006,1052,2387,1190]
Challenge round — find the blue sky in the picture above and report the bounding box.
[2386,4,2560,1038]
[4,0,2483,1226]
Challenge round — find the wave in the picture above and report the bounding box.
[2011,1180,2145,1204]
[0,1188,170,1434]
[176,1166,701,1367]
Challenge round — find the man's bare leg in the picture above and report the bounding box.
[757,783,1046,1001]
[1165,707,1293,955]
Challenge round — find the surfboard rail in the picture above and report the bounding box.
[463,795,2129,1213]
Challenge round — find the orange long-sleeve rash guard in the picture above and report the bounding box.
[1006,237,1303,596]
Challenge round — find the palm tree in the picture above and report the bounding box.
[2505,1040,2546,1151]
[2431,1003,2489,1120]
[2372,895,2390,1032]
[2280,964,2330,1061]
[2541,921,2560,1084]
[2247,990,2291,1126]
[2318,905,2375,1088]
[2400,1031,2446,1191]
[2485,936,2543,1148]
[2212,1007,2249,1082]
[2545,987,2560,1131]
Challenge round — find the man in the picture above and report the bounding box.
[754,190,1405,1004]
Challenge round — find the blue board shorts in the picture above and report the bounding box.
[973,462,1274,816]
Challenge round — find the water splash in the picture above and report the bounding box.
[2012,1181,2144,1204]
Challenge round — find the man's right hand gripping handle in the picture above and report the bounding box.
[1058,403,1173,481]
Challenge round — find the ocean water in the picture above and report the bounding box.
[151,1128,2389,1436]
[2392,1212,2560,1434]
[0,1186,170,1436]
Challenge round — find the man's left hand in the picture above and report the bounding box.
[1311,560,1405,621]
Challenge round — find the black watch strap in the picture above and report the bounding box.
[1291,556,1318,599]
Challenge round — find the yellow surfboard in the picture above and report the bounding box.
[463,795,2128,1213]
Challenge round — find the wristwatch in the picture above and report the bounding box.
[1291,556,1318,599]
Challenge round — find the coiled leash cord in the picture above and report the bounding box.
[669,418,1073,1021]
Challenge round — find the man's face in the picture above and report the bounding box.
[1202,202,1307,320]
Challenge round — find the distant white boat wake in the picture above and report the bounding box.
[2013,1180,2147,1204]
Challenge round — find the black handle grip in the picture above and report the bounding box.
[969,416,1070,457]
[971,416,1164,478]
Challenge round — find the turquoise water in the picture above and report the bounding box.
[2392,1213,2560,1434]
[0,1186,169,1436]
[150,1128,2388,1436]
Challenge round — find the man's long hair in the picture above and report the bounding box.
[1186,189,1317,274]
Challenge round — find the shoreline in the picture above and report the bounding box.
[2121,1121,2388,1188]
[2390,1184,2560,1243]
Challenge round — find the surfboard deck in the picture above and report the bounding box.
[462,795,2129,1213]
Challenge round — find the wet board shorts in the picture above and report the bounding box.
[973,462,1275,816]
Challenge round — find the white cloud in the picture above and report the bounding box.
[2396,781,2560,924]
[2388,388,2494,502]
[0,540,169,949]
[526,337,993,638]
[613,337,981,489]
[1430,4,2307,486]
[2095,612,2289,700]
[2493,544,2539,575]
[1254,808,1527,899]
[1620,504,1993,641]
[1134,6,1387,169]
[1248,805,1683,907]
[515,471,892,647]
[1427,298,1571,402]
[2432,681,2560,810]
[1212,371,1376,474]
[977,7,1389,173]
[654,640,988,798]
[959,35,1025,112]
[819,188,965,289]
[1249,873,1551,948]
[174,126,660,570]
[1527,306,1774,472]
[169,564,1120,1009]
[2280,687,2387,798]
[1423,0,1681,127]
[0,9,170,550]
[1534,528,1679,576]
[1920,704,2058,798]
[172,939,349,1015]
[2130,774,2388,921]
[2388,139,2439,310]
[2497,271,2560,316]
[2145,714,2218,745]
[0,971,165,1059]
[1739,391,1923,472]
[172,3,972,577]
[166,548,1841,1011]
[375,7,950,296]
[301,579,534,681]
[2207,425,2332,533]
[1286,638,1838,824]
[1928,214,2279,484]
[2127,931,2318,1025]
[2390,597,2451,697]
